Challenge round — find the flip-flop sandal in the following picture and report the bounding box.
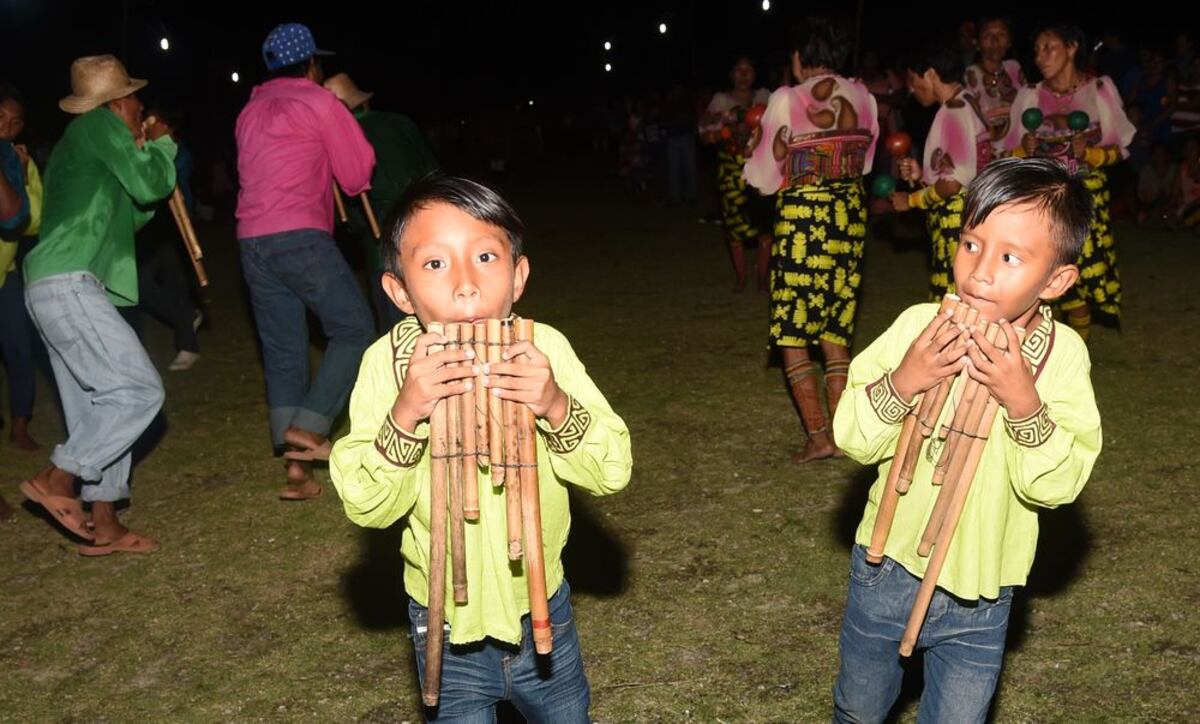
[78,530,160,557]
[19,479,94,541]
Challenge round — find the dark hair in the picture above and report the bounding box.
[976,16,1014,39]
[382,173,525,278]
[963,158,1092,266]
[0,81,24,108]
[1034,24,1087,71]
[268,56,320,80]
[905,38,966,84]
[790,17,851,75]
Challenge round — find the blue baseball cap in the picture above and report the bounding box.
[261,23,334,71]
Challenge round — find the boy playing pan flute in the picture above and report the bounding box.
[831,159,1102,723]
[329,174,631,721]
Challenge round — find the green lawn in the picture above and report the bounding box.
[2,174,1197,721]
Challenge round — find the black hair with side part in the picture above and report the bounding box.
[790,17,851,76]
[382,173,525,278]
[963,158,1093,266]
[1034,24,1087,70]
[905,38,966,84]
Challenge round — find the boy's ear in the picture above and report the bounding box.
[1039,263,1080,302]
[510,255,531,304]
[381,272,415,315]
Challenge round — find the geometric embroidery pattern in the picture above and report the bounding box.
[390,316,424,388]
[375,414,427,468]
[866,372,914,425]
[1021,306,1055,381]
[1004,404,1056,448]
[540,396,591,455]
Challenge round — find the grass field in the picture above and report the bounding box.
[2,170,1198,722]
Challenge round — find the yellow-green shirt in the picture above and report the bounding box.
[833,303,1102,600]
[330,317,632,645]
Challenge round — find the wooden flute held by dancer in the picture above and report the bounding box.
[515,318,552,654]
[445,325,468,606]
[918,322,1005,557]
[899,324,1025,657]
[501,319,524,560]
[864,294,960,565]
[361,191,382,239]
[421,318,555,707]
[166,187,209,288]
[896,302,975,493]
[330,183,381,239]
[421,323,450,708]
[332,184,349,223]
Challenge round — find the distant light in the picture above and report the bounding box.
[231,71,240,83]
[159,37,170,51]
[658,23,667,34]
[528,99,534,106]
[605,63,613,72]
[604,41,612,51]
[762,0,770,10]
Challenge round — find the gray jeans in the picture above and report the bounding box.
[25,272,164,503]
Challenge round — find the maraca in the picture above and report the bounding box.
[885,131,912,158]
[872,173,898,199]
[1021,107,1044,132]
[744,103,767,129]
[1067,110,1090,132]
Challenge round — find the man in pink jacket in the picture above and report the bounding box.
[236,23,377,500]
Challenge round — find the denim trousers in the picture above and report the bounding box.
[833,545,1013,724]
[409,580,591,723]
[238,228,375,447]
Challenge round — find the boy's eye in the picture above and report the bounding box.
[1002,252,1021,266]
[423,259,444,271]
[477,251,498,263]
[962,240,979,252]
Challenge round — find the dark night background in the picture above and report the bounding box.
[0,1,1188,183]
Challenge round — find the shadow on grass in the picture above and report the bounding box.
[561,488,629,598]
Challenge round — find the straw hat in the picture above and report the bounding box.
[59,55,146,114]
[323,73,374,111]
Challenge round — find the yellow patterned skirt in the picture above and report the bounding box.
[718,150,769,243]
[1061,170,1121,318]
[769,179,867,348]
[927,191,966,301]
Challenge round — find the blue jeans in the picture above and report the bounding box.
[24,273,164,502]
[834,545,1013,724]
[409,580,590,723]
[239,229,375,447]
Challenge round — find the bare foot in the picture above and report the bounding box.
[9,418,40,451]
[33,464,76,499]
[790,432,840,464]
[80,501,158,555]
[89,500,128,544]
[278,460,323,501]
[282,426,331,462]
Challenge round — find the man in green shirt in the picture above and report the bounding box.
[18,55,176,555]
[323,72,438,332]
